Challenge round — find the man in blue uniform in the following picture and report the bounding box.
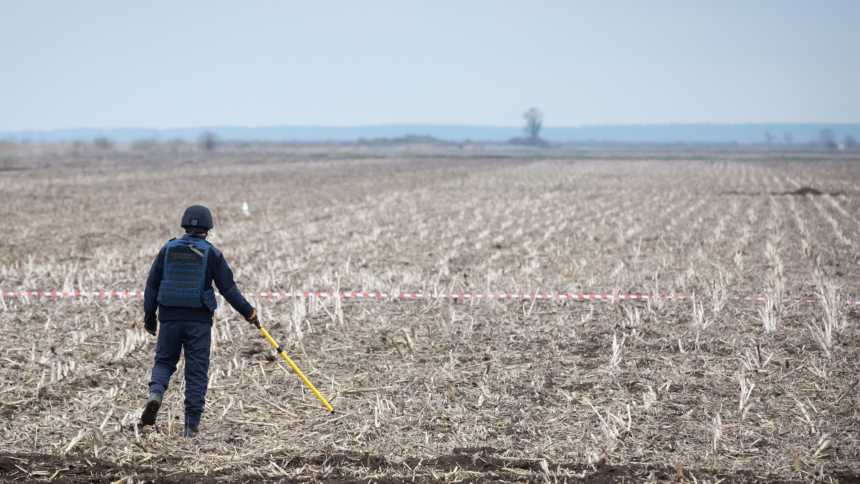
[139,205,259,437]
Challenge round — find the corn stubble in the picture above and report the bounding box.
[0,145,858,482]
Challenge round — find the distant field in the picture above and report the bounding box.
[0,145,858,482]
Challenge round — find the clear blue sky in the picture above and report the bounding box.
[2,1,858,130]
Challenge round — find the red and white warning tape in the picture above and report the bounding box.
[1,289,858,306]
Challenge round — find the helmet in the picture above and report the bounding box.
[181,205,214,231]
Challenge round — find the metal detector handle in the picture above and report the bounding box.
[255,321,335,413]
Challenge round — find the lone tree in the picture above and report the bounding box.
[523,107,543,141]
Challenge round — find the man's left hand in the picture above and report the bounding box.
[144,313,157,336]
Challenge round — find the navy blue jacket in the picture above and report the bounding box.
[144,234,253,323]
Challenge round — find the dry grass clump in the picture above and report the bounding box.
[0,147,859,482]
[806,272,848,358]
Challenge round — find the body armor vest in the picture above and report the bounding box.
[157,237,218,312]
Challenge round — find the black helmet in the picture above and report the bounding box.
[181,205,214,231]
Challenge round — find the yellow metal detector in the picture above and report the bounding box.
[253,320,334,413]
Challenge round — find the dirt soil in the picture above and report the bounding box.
[1,145,860,482]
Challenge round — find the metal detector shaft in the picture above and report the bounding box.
[255,322,334,413]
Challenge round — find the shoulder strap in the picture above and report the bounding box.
[189,238,211,290]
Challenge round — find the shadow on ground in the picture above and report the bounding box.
[2,449,857,483]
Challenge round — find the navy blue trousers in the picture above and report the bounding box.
[149,321,212,429]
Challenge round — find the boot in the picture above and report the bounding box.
[139,392,163,427]
[183,414,201,438]
[183,424,199,438]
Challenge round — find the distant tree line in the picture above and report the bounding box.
[8,119,859,152]
[356,134,450,146]
[764,129,858,151]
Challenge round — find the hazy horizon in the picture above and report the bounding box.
[5,122,860,144]
[3,1,859,131]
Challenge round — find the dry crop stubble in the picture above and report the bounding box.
[0,145,859,482]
